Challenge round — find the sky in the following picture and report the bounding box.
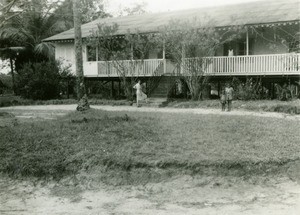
[104,0,263,15]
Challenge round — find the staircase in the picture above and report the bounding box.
[150,76,177,98]
[135,98,167,107]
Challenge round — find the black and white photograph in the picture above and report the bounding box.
[0,0,300,214]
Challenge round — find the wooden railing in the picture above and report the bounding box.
[83,59,163,77]
[183,53,300,75]
[83,54,300,77]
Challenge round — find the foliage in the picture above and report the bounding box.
[0,0,60,71]
[0,97,133,107]
[0,73,12,88]
[0,109,299,180]
[54,0,110,30]
[166,99,300,115]
[15,60,72,100]
[0,0,110,69]
[0,0,27,27]
[118,1,148,16]
[230,78,299,101]
[89,23,157,100]
[157,18,245,100]
[231,77,265,100]
[274,83,294,101]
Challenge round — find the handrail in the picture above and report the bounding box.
[83,54,300,77]
[183,53,300,75]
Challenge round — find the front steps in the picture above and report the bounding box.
[149,76,177,98]
[133,98,167,107]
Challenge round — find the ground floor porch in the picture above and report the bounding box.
[72,74,300,102]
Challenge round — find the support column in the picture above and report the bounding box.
[96,45,99,61]
[130,43,134,60]
[67,78,70,99]
[111,81,114,98]
[217,81,221,97]
[118,81,121,96]
[181,44,185,74]
[163,41,166,74]
[246,28,249,56]
[271,82,275,99]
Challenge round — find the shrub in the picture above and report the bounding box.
[274,84,293,101]
[232,78,266,100]
[16,60,71,100]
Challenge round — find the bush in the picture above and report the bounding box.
[16,61,67,100]
[274,84,293,101]
[232,78,266,100]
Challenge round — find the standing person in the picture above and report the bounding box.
[133,80,147,107]
[220,89,226,111]
[228,46,234,56]
[225,83,234,111]
[228,46,234,72]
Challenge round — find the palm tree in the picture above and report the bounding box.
[73,0,89,111]
[0,0,63,94]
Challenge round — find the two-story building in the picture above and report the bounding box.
[44,0,300,98]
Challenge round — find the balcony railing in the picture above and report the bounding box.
[183,53,300,75]
[83,54,300,77]
[83,59,164,77]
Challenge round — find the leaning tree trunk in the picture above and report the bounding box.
[73,0,89,111]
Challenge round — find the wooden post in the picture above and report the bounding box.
[118,81,121,96]
[96,45,99,61]
[246,29,249,56]
[67,78,70,99]
[111,80,114,98]
[272,82,275,99]
[261,81,264,98]
[130,43,134,60]
[181,44,185,74]
[163,41,166,74]
[217,81,221,97]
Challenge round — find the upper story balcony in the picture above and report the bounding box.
[82,53,300,77]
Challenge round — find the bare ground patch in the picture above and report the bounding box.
[0,174,299,215]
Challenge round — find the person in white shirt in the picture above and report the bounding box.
[133,80,147,107]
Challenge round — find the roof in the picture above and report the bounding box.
[44,0,300,42]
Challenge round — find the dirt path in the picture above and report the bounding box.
[1,104,300,121]
[1,174,300,215]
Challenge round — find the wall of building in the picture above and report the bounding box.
[250,27,288,55]
[148,49,160,59]
[215,27,292,57]
[54,42,87,74]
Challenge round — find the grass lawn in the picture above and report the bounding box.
[0,95,132,107]
[166,99,300,114]
[0,109,299,182]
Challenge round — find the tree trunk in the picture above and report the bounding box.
[9,57,15,95]
[73,0,89,111]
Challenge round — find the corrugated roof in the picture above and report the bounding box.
[44,0,300,42]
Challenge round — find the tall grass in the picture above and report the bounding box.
[0,96,133,107]
[0,109,299,180]
[167,99,300,114]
